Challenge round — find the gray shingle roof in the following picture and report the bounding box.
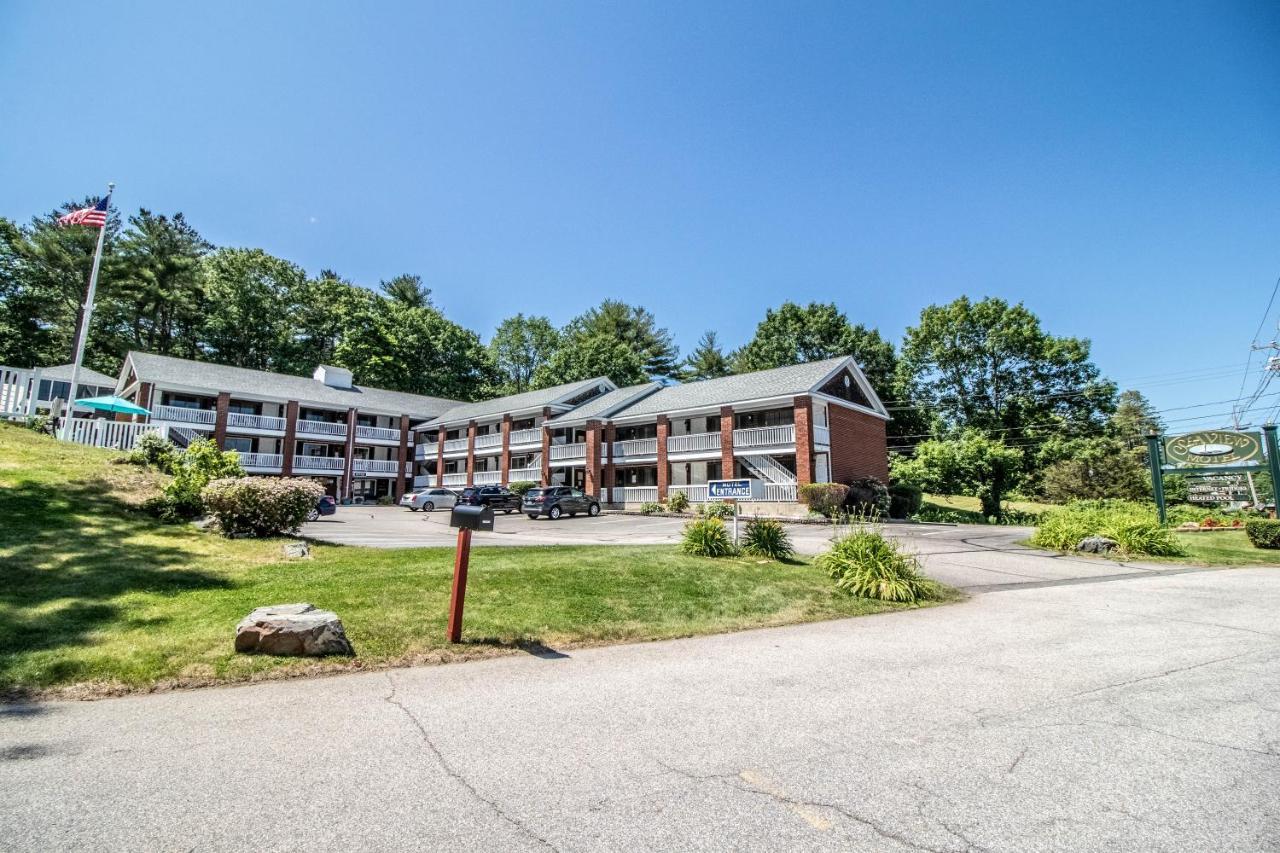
[40,364,117,388]
[423,377,615,427]
[548,383,663,425]
[609,356,855,419]
[125,352,460,418]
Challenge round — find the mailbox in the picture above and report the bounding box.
[450,504,495,532]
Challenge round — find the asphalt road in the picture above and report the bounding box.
[4,568,1278,851]
[302,507,1211,593]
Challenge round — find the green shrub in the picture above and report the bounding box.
[127,431,179,473]
[741,518,794,560]
[1030,500,1186,557]
[23,414,51,434]
[376,495,395,506]
[888,482,923,519]
[699,501,735,519]
[146,438,244,522]
[639,501,664,515]
[202,477,326,536]
[844,477,889,518]
[817,529,938,603]
[1245,519,1280,549]
[681,517,736,557]
[667,490,690,513]
[508,480,538,497]
[798,483,849,518]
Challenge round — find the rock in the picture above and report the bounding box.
[234,603,354,656]
[191,516,216,531]
[1076,535,1118,554]
[283,541,311,558]
[1177,522,1201,531]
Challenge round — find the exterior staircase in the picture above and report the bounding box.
[738,454,797,484]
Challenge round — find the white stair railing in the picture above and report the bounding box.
[738,454,797,485]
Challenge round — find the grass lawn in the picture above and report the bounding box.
[922,494,1059,522]
[0,424,950,698]
[1156,531,1280,567]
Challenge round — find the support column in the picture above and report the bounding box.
[1146,430,1166,524]
[341,408,358,501]
[656,415,670,501]
[395,414,411,499]
[793,395,815,487]
[436,429,445,487]
[212,392,231,449]
[720,405,735,480]
[137,382,153,412]
[282,400,299,475]
[584,420,602,498]
[499,414,512,486]
[465,421,477,487]
[540,408,552,486]
[604,422,617,503]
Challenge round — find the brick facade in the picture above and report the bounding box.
[719,405,735,479]
[793,395,815,486]
[656,415,670,501]
[282,401,299,475]
[827,405,890,483]
[584,420,602,497]
[212,391,230,448]
[499,414,512,485]
[395,414,410,499]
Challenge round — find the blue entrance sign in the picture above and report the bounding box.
[707,479,763,500]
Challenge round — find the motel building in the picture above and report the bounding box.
[9,352,891,508]
[412,355,890,513]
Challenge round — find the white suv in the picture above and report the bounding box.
[399,488,459,512]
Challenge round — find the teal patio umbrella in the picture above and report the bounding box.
[71,395,151,417]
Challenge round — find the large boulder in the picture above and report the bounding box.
[1076,535,1119,554]
[234,603,354,656]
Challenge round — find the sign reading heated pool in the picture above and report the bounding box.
[707,479,764,500]
[1186,474,1252,504]
[1162,430,1263,470]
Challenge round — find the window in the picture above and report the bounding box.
[227,401,260,415]
[734,408,794,429]
[224,437,253,454]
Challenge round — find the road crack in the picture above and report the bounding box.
[383,673,559,851]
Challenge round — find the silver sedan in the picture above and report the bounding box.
[399,488,459,512]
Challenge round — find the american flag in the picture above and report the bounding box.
[57,196,109,228]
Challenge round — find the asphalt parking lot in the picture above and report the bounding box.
[301,506,1216,593]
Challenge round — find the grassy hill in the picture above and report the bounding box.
[0,423,926,698]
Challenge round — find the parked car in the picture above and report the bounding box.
[523,486,601,520]
[400,488,459,512]
[306,495,337,522]
[458,485,521,513]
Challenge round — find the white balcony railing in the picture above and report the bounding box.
[508,428,542,446]
[442,472,467,487]
[614,486,659,504]
[153,404,216,425]
[292,455,344,472]
[297,419,347,438]
[64,419,166,451]
[353,459,400,475]
[813,425,831,446]
[668,484,709,503]
[761,483,798,502]
[356,424,401,443]
[666,432,719,454]
[227,412,287,432]
[474,433,502,450]
[473,471,501,485]
[414,444,432,460]
[508,466,541,482]
[612,437,658,458]
[239,452,283,470]
[550,442,586,461]
[443,437,469,453]
[732,424,795,449]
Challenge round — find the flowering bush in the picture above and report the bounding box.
[202,477,325,537]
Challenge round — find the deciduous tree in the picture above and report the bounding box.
[890,430,1024,518]
[489,313,561,395]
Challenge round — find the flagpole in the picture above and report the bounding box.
[60,182,113,441]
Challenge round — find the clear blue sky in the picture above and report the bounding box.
[3,1,1277,427]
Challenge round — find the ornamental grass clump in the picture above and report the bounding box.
[817,529,938,603]
[202,477,325,537]
[741,518,794,560]
[681,517,737,557]
[1029,500,1186,557]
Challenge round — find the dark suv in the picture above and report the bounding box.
[458,485,521,513]
[523,486,601,520]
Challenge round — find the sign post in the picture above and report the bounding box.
[1146,430,1166,524]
